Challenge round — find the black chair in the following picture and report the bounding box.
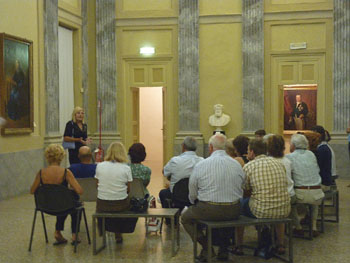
[28,184,91,252]
[160,178,191,232]
[171,178,191,208]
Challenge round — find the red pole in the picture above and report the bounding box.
[99,100,102,150]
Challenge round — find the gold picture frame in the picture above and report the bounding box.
[0,33,33,135]
[283,84,317,134]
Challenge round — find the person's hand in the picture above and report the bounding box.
[79,137,85,144]
[299,114,304,119]
[288,117,292,123]
[86,138,92,145]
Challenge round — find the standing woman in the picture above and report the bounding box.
[63,107,90,165]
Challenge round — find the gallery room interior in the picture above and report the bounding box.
[0,0,349,262]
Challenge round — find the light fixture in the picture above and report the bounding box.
[140,47,155,55]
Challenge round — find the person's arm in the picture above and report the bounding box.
[142,167,151,187]
[188,168,199,204]
[316,146,332,185]
[66,170,83,195]
[126,167,133,194]
[163,157,176,180]
[242,166,252,198]
[30,172,41,194]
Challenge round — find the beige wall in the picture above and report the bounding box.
[0,0,336,157]
[0,0,44,153]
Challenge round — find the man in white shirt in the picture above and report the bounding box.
[159,136,203,208]
[181,133,245,262]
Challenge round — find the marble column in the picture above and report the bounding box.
[82,0,89,123]
[44,0,61,143]
[95,0,119,146]
[333,0,350,133]
[331,0,350,178]
[176,0,203,156]
[242,0,264,133]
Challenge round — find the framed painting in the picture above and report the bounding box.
[283,84,317,133]
[0,33,33,135]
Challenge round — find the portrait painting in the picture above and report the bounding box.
[0,33,33,134]
[283,84,317,132]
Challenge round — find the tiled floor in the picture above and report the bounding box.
[1,177,349,263]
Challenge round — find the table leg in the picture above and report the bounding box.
[193,221,197,263]
[102,218,106,248]
[289,221,293,263]
[171,216,175,257]
[177,213,180,247]
[92,216,96,254]
[93,217,107,255]
[207,226,212,263]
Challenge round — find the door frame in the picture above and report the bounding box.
[122,59,174,164]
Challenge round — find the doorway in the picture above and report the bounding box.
[135,87,164,197]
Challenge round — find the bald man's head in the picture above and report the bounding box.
[78,146,92,163]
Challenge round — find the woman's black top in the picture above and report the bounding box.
[64,121,87,164]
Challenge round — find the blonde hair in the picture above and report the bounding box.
[45,144,65,164]
[71,106,84,123]
[105,142,128,163]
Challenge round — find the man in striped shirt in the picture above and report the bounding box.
[181,133,245,262]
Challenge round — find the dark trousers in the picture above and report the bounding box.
[181,201,240,249]
[96,198,138,234]
[159,188,172,208]
[56,212,79,233]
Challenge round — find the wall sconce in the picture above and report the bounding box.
[140,47,155,55]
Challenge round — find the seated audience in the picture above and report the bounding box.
[311,125,333,191]
[95,142,137,243]
[69,146,97,178]
[128,143,151,195]
[233,135,250,165]
[266,134,295,202]
[254,129,266,139]
[159,136,203,208]
[225,138,245,167]
[181,133,245,262]
[30,144,83,245]
[235,139,290,255]
[286,134,325,237]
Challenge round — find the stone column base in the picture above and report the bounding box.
[174,131,205,157]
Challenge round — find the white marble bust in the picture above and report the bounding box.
[209,104,231,130]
